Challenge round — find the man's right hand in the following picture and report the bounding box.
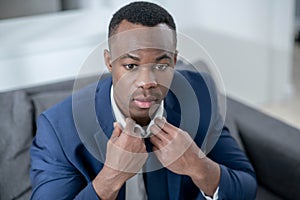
[92,118,148,200]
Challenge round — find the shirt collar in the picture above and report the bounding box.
[110,86,164,138]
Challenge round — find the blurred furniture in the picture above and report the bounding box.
[0,0,61,19]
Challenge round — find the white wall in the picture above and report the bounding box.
[0,0,295,106]
[163,0,295,104]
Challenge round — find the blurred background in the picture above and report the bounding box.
[0,0,299,128]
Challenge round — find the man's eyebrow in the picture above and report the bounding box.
[119,54,140,61]
[156,54,172,61]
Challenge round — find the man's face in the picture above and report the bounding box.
[104,20,177,125]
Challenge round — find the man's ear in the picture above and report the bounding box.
[104,49,112,72]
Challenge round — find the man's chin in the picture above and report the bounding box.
[130,109,150,118]
[130,106,159,121]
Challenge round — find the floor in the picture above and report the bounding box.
[260,43,300,129]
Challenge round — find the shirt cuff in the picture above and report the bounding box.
[201,187,219,200]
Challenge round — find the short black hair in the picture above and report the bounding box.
[108,1,176,37]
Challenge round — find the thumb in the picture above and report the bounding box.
[110,122,122,139]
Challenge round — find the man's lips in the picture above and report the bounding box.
[133,96,157,109]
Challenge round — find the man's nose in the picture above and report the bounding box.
[135,68,157,89]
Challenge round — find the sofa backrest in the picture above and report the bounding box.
[0,75,97,200]
[0,90,33,200]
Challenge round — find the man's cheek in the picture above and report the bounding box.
[159,87,169,97]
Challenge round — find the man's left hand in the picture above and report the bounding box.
[149,117,205,176]
[149,117,220,197]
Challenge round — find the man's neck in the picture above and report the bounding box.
[132,116,151,127]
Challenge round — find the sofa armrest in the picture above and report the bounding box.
[226,97,300,200]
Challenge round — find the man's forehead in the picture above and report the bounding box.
[109,25,176,61]
[120,49,174,57]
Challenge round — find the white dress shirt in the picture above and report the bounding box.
[110,86,219,200]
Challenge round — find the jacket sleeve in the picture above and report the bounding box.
[30,114,100,200]
[178,71,257,199]
[205,128,257,200]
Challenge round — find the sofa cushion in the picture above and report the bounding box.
[31,90,72,120]
[0,91,33,200]
[256,186,283,200]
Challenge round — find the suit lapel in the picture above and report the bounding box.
[167,171,182,200]
[95,77,115,139]
[164,91,183,200]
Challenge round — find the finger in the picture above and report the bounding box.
[150,124,172,142]
[150,124,166,135]
[124,118,136,135]
[152,145,160,153]
[149,135,164,149]
[110,122,122,140]
[154,117,179,136]
[114,121,123,130]
[153,146,158,151]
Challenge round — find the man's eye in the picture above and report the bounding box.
[154,64,169,71]
[124,64,138,70]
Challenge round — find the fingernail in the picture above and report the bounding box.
[114,122,123,130]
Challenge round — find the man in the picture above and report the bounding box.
[30,2,257,199]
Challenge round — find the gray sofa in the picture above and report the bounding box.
[0,74,299,200]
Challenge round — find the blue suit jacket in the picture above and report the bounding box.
[30,71,257,199]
